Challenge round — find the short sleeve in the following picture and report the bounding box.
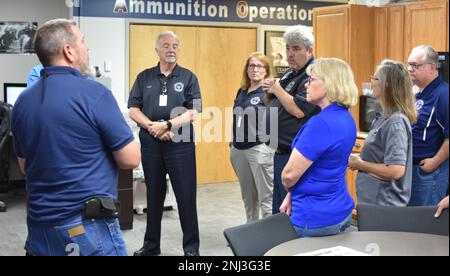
[94,91,134,151]
[294,117,332,162]
[127,72,144,109]
[292,82,320,117]
[27,64,43,87]
[183,74,202,112]
[383,120,409,166]
[435,88,449,138]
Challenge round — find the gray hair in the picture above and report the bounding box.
[155,31,179,49]
[34,19,77,67]
[413,45,439,68]
[283,25,314,50]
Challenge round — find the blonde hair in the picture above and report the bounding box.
[306,58,358,108]
[375,60,417,123]
[240,52,271,90]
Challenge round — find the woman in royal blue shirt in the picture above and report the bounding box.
[280,58,358,237]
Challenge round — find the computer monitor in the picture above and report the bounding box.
[3,83,27,106]
[438,52,449,83]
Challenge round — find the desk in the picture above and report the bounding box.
[265,231,449,256]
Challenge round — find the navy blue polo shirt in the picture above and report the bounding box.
[232,87,266,149]
[290,103,355,229]
[128,63,201,121]
[11,66,134,225]
[265,58,320,152]
[412,76,449,162]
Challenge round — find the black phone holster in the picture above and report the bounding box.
[82,197,120,219]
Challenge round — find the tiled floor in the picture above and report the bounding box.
[0,182,246,256]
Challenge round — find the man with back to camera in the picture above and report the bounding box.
[407,45,449,206]
[262,25,321,214]
[128,31,202,256]
[11,19,141,256]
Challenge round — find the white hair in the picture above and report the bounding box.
[283,25,314,49]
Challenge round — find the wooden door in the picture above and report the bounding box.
[129,24,197,87]
[194,27,257,184]
[129,24,256,184]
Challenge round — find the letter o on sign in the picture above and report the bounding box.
[236,1,249,18]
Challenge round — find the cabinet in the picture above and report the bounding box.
[118,169,133,230]
[346,137,365,210]
[313,5,375,130]
[374,0,448,65]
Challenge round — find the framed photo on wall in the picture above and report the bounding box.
[264,31,289,78]
[0,21,38,54]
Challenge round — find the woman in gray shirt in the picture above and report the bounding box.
[348,60,417,206]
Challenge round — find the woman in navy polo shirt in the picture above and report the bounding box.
[230,52,275,223]
[280,58,358,237]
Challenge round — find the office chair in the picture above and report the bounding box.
[223,213,298,256]
[357,203,449,236]
[0,102,12,212]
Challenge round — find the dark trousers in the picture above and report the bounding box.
[140,131,199,253]
[272,152,290,214]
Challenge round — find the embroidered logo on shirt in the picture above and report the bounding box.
[286,81,295,92]
[174,82,184,92]
[416,99,424,111]
[250,97,261,105]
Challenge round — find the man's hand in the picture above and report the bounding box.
[434,196,449,218]
[148,121,168,139]
[262,79,276,94]
[159,131,174,141]
[419,158,438,173]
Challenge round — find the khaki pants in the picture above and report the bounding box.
[230,144,274,223]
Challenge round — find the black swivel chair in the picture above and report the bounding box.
[0,102,13,212]
[357,203,449,236]
[223,213,298,256]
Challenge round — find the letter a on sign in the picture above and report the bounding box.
[113,0,128,13]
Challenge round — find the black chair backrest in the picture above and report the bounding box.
[357,203,449,236]
[223,213,298,256]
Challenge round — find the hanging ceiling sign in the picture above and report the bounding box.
[72,0,344,26]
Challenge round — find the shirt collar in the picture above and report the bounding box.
[40,66,83,78]
[420,76,443,96]
[156,63,180,78]
[322,102,347,113]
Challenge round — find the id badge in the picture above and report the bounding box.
[159,94,167,107]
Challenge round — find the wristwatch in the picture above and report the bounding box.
[166,120,172,131]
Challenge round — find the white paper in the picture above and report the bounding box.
[295,246,370,256]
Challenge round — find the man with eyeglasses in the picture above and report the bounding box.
[262,25,321,214]
[128,31,202,256]
[407,45,449,206]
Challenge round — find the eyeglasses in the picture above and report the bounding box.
[407,63,431,70]
[307,76,318,85]
[248,64,265,71]
[370,75,380,81]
